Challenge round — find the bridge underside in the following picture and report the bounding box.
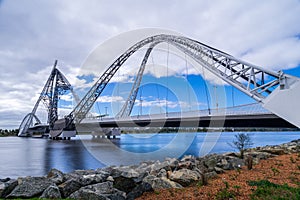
[89,114,296,129]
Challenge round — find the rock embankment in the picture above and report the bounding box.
[0,139,299,199]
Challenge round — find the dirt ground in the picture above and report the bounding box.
[137,153,300,200]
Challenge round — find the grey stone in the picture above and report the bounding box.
[126,182,153,200]
[165,157,179,170]
[143,175,182,190]
[204,171,218,179]
[149,160,171,175]
[0,179,17,198]
[47,168,64,184]
[106,176,114,182]
[181,155,194,162]
[169,168,202,187]
[205,157,218,170]
[214,167,224,174]
[69,182,126,200]
[78,173,107,186]
[178,161,194,170]
[157,169,167,178]
[40,184,61,199]
[260,148,285,155]
[7,177,54,198]
[58,179,82,198]
[113,176,137,194]
[119,167,147,183]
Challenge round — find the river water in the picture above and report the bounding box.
[0,131,299,178]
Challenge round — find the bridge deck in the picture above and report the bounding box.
[82,112,296,128]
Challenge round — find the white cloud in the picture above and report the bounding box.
[96,95,124,103]
[135,99,202,110]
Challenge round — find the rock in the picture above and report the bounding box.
[40,184,61,199]
[165,157,179,170]
[69,181,126,200]
[0,178,17,198]
[214,167,224,174]
[47,168,64,184]
[204,157,218,170]
[106,176,114,182]
[113,176,137,194]
[222,152,238,157]
[58,179,82,198]
[70,189,108,200]
[178,161,194,170]
[180,155,193,162]
[157,169,167,178]
[149,160,171,175]
[227,157,244,169]
[260,149,286,155]
[120,167,146,183]
[287,145,298,152]
[143,175,182,190]
[204,171,218,179]
[169,169,202,187]
[126,182,153,200]
[0,178,10,182]
[78,173,108,186]
[7,177,54,198]
[249,152,274,162]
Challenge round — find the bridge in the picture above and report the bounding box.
[79,103,296,129]
[18,34,300,138]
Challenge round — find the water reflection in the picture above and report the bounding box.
[44,139,105,174]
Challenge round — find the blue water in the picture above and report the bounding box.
[0,132,299,178]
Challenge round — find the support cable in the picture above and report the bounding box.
[151,54,162,114]
[185,53,191,111]
[166,43,169,116]
[232,86,235,107]
[139,86,143,116]
[202,67,211,115]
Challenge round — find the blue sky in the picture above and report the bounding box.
[1,0,300,129]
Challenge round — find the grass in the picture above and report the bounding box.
[215,181,236,200]
[248,180,300,200]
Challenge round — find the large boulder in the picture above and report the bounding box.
[204,156,218,170]
[112,166,148,193]
[40,184,61,199]
[149,160,172,175]
[126,182,153,200]
[0,178,17,198]
[113,176,137,194]
[143,175,182,190]
[6,177,54,198]
[58,179,82,198]
[164,157,179,170]
[47,168,64,184]
[69,181,126,200]
[169,168,202,187]
[78,173,109,186]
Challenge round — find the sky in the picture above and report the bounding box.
[1,0,300,129]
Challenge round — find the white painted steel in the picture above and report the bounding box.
[263,76,300,128]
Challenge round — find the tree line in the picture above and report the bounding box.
[0,129,19,136]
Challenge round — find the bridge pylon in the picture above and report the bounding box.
[18,60,76,137]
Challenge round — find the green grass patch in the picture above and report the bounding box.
[248,180,300,200]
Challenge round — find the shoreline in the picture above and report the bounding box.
[0,138,299,199]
